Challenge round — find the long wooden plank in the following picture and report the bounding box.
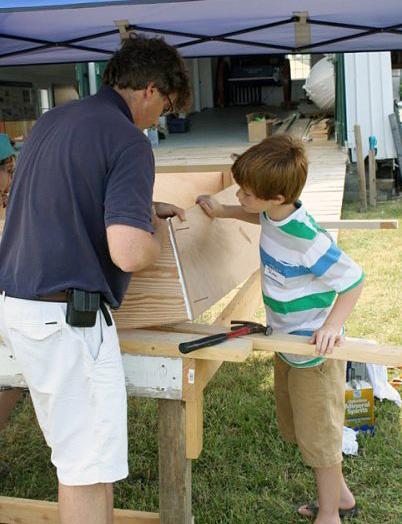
[170,184,260,319]
[118,329,252,362]
[158,400,192,524]
[184,396,203,460]
[0,497,159,524]
[354,124,368,212]
[181,358,204,459]
[368,149,377,207]
[318,219,398,229]
[251,333,402,366]
[157,324,402,366]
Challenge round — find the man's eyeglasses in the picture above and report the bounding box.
[161,94,174,116]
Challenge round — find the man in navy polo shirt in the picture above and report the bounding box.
[0,36,190,524]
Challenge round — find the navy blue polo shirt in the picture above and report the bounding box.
[0,86,155,308]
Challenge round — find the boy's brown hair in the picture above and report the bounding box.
[232,134,308,204]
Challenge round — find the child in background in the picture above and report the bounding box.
[197,135,364,524]
[0,134,17,214]
[0,133,21,479]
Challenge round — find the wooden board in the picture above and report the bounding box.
[153,171,224,209]
[114,181,260,329]
[288,117,311,139]
[119,329,252,362]
[170,184,260,320]
[318,219,398,230]
[158,400,192,524]
[185,396,203,460]
[113,232,188,329]
[251,333,402,367]
[368,149,377,207]
[354,124,368,212]
[114,171,224,329]
[0,497,159,524]
[159,324,402,367]
[156,164,233,189]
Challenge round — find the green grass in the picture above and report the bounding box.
[1,200,401,523]
[339,201,402,346]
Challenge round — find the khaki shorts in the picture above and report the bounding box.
[274,354,346,468]
[0,295,128,486]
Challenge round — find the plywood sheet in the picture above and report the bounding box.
[170,184,261,319]
[114,171,225,329]
[113,233,188,330]
[153,171,224,209]
[114,181,260,329]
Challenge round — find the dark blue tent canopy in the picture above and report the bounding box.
[1,0,402,65]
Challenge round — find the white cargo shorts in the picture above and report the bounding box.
[0,294,128,486]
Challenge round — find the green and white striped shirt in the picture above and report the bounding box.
[260,203,364,368]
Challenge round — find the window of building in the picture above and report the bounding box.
[287,54,311,80]
[39,88,50,114]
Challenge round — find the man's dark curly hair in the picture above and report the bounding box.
[103,35,191,112]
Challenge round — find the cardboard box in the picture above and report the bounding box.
[345,379,375,432]
[246,112,276,142]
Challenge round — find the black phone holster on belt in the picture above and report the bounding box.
[66,289,112,328]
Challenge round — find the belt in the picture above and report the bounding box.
[2,290,113,326]
[2,291,68,303]
[37,292,69,303]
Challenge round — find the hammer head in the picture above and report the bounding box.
[230,320,272,336]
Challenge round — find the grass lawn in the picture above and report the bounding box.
[1,200,401,523]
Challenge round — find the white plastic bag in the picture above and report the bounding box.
[366,364,402,407]
[342,426,359,456]
[303,56,335,110]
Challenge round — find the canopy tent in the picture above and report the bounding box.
[0,0,402,65]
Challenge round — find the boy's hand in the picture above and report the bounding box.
[309,324,344,355]
[196,195,225,218]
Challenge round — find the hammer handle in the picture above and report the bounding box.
[179,333,228,354]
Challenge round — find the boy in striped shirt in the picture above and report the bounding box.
[197,135,364,524]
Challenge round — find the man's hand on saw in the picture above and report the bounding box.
[153,201,186,221]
